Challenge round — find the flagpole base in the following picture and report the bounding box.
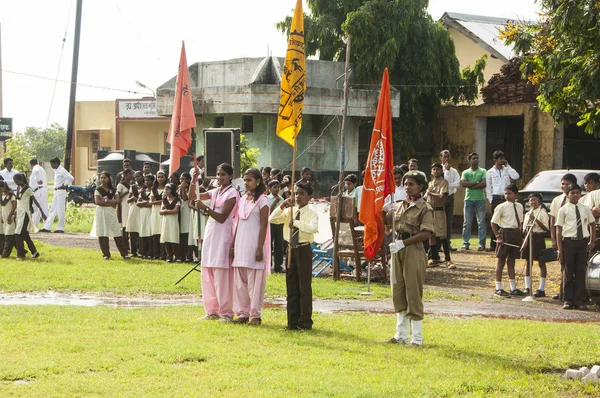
[522,296,535,302]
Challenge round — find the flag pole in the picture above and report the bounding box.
[332,34,351,282]
[286,138,298,270]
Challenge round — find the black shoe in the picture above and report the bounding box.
[575,304,588,311]
[31,252,40,259]
[282,325,300,331]
[533,289,546,298]
[552,294,562,301]
[562,303,574,310]
[122,255,131,260]
[510,289,527,297]
[449,245,458,252]
[494,289,510,298]
[298,325,313,331]
[39,229,51,233]
[53,230,64,233]
[523,288,531,296]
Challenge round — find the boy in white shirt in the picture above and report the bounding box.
[491,184,524,297]
[521,193,550,297]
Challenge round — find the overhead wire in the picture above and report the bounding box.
[45,0,74,129]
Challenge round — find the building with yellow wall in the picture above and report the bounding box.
[73,98,170,184]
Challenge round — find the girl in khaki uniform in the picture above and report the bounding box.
[388,172,434,346]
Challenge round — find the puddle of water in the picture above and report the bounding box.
[0,293,203,308]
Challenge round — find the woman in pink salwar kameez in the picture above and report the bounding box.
[195,163,239,322]
[231,168,270,326]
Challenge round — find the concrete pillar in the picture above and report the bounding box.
[553,122,564,169]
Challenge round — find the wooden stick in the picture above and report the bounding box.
[286,139,298,270]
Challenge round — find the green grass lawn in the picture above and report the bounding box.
[0,306,597,397]
[0,241,400,300]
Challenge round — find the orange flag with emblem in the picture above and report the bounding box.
[276,0,306,147]
[358,68,395,261]
[167,41,196,175]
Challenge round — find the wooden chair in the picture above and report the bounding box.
[330,197,387,281]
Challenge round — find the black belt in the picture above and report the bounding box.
[434,206,444,211]
[290,242,311,248]
[33,186,46,193]
[55,186,67,190]
[563,237,588,241]
[502,228,519,231]
[532,232,546,235]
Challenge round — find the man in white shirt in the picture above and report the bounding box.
[40,158,74,233]
[440,150,460,250]
[486,150,520,250]
[0,158,19,191]
[28,158,48,228]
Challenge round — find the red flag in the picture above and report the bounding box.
[167,41,196,175]
[358,68,395,261]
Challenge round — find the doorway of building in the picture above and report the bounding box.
[563,124,600,169]
[485,116,524,174]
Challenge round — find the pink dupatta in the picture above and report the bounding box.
[237,193,271,274]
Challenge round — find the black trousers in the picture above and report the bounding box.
[286,244,313,329]
[445,194,455,241]
[271,224,284,271]
[562,239,588,305]
[141,236,152,257]
[121,228,130,252]
[490,195,506,250]
[2,234,16,258]
[129,232,140,256]
[179,233,189,260]
[98,236,128,258]
[430,238,450,261]
[164,242,181,261]
[15,215,37,258]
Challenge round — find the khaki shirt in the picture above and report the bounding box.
[269,204,319,244]
[491,201,524,229]
[393,199,434,236]
[548,194,567,218]
[425,177,448,208]
[555,202,594,238]
[523,207,549,233]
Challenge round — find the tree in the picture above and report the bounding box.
[500,1,600,135]
[22,123,67,162]
[4,133,34,172]
[277,0,486,155]
[239,134,261,174]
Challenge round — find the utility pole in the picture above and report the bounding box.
[332,34,351,281]
[64,0,83,172]
[0,23,4,118]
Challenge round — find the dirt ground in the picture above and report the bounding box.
[32,232,600,322]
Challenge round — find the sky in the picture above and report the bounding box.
[0,0,541,133]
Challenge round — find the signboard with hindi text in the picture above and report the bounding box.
[117,100,160,119]
[0,118,13,141]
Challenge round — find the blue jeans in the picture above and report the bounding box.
[462,200,486,248]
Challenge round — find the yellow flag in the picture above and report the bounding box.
[276,0,306,147]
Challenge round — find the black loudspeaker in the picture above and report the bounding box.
[203,128,241,178]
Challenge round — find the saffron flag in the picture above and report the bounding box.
[167,41,196,175]
[276,0,306,147]
[358,68,395,261]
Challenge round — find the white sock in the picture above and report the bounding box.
[524,276,532,289]
[495,281,502,290]
[509,279,517,291]
[539,277,546,291]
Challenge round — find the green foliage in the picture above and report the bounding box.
[239,134,261,174]
[4,133,34,172]
[501,1,600,135]
[277,0,486,156]
[22,123,67,162]
[65,202,95,233]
